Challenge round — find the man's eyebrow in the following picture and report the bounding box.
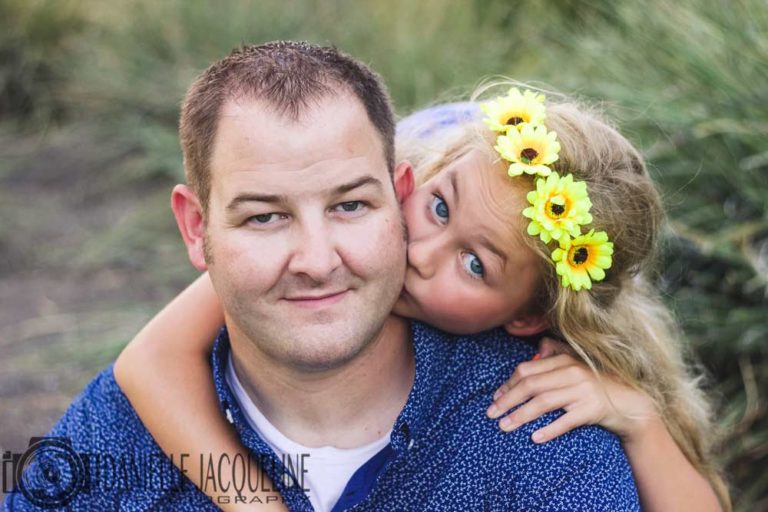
[334,175,385,195]
[226,175,384,212]
[227,192,286,211]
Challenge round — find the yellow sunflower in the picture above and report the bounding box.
[522,173,592,243]
[480,88,547,133]
[495,123,561,177]
[551,230,614,291]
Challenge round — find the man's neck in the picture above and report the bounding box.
[227,315,414,449]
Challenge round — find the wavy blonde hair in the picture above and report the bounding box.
[396,91,731,510]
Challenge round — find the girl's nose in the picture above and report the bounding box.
[407,235,443,280]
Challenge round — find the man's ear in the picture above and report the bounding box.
[503,314,549,337]
[171,184,208,271]
[392,161,414,204]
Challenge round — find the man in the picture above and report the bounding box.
[5,41,638,511]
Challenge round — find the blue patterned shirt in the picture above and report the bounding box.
[5,321,639,511]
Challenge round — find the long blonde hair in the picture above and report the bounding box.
[397,93,731,510]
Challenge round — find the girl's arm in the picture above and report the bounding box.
[113,273,286,511]
[486,339,722,512]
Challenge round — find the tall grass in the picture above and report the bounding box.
[526,5,768,505]
[0,0,85,125]
[1,0,766,509]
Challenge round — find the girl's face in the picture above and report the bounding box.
[393,148,544,335]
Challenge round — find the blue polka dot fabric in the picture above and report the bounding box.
[5,321,639,511]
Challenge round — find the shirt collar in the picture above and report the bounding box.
[210,327,314,506]
[210,320,459,457]
[388,321,453,453]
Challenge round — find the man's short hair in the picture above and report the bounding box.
[179,40,396,214]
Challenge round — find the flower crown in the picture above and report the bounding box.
[480,87,613,291]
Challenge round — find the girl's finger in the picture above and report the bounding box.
[488,363,583,419]
[498,389,576,432]
[538,337,575,358]
[492,353,575,401]
[530,409,592,443]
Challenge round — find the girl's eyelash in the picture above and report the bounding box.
[430,193,449,223]
[461,252,485,280]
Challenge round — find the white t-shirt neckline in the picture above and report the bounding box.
[225,352,392,512]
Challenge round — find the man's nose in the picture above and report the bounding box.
[287,220,342,282]
[407,234,443,280]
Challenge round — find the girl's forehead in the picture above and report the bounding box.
[450,149,528,216]
[446,149,531,249]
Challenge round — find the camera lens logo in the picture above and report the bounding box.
[15,438,87,509]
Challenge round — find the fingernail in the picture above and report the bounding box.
[531,431,545,443]
[532,353,542,361]
[493,389,502,401]
[500,418,517,432]
[487,404,499,418]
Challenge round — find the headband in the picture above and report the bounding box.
[481,88,613,291]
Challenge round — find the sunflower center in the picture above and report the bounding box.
[520,148,538,164]
[505,116,524,126]
[572,247,589,265]
[547,199,566,218]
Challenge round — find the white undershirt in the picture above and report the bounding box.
[225,353,392,512]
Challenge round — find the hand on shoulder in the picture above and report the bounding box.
[486,337,658,444]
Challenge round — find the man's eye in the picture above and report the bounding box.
[248,213,282,224]
[334,201,366,213]
[430,195,449,222]
[461,252,485,279]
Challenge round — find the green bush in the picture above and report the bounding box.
[0,0,85,124]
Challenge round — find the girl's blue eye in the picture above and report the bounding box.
[430,195,449,222]
[461,252,485,279]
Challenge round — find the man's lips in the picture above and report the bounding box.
[283,290,349,308]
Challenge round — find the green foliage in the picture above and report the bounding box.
[522,5,768,503]
[1,0,766,508]
[0,0,85,124]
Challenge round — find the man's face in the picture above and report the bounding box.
[202,93,407,371]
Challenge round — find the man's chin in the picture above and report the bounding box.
[278,339,370,373]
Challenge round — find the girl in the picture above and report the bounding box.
[115,86,728,511]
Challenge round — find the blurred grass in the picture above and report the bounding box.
[0,0,84,125]
[1,0,766,509]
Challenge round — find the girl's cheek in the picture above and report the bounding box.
[403,195,420,237]
[433,283,503,330]
[425,279,469,320]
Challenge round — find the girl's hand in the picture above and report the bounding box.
[486,337,657,444]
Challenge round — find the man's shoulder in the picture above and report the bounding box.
[410,324,638,509]
[423,325,630,468]
[415,321,536,362]
[47,364,146,442]
[453,327,539,374]
[4,365,217,511]
[414,323,537,392]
